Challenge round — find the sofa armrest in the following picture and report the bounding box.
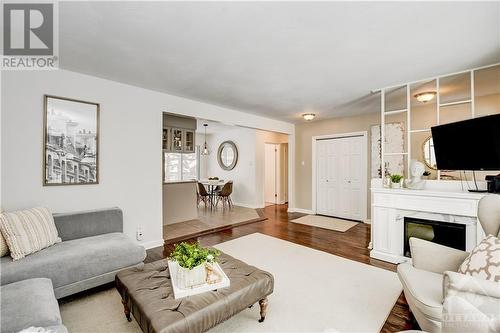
[409,237,469,274]
[53,207,123,241]
[442,271,500,333]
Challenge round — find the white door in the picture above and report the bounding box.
[316,136,365,221]
[316,139,338,215]
[264,144,277,204]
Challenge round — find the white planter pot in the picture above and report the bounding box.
[391,181,402,189]
[177,263,207,289]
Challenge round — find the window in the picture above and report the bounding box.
[164,147,199,182]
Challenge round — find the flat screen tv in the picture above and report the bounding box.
[431,114,500,171]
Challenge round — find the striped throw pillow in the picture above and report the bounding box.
[0,231,8,256]
[0,207,61,260]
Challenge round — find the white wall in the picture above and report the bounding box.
[199,127,289,208]
[203,127,259,208]
[1,69,294,248]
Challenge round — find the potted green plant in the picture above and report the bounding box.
[390,174,404,189]
[169,242,220,289]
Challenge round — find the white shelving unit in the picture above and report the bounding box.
[378,63,500,181]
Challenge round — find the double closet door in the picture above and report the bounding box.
[316,135,364,221]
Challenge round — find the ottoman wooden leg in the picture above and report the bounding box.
[258,298,268,323]
[122,298,132,322]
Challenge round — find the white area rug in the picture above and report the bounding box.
[291,215,358,232]
[60,233,402,333]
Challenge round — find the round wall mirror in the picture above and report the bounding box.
[422,136,437,170]
[217,141,238,170]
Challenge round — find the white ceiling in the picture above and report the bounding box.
[59,2,500,123]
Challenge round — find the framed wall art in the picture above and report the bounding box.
[43,95,100,185]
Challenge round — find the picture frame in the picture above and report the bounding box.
[43,95,100,186]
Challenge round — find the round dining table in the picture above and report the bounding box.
[199,179,229,210]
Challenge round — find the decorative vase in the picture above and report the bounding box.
[391,181,402,189]
[177,262,207,289]
[383,176,391,188]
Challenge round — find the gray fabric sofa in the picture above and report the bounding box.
[0,207,146,299]
[0,207,146,333]
[1,278,67,333]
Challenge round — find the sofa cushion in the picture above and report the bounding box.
[0,233,146,288]
[18,326,68,333]
[397,263,444,322]
[0,278,62,333]
[0,207,61,260]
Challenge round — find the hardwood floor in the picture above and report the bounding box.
[163,205,266,244]
[147,204,413,333]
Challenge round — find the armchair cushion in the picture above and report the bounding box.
[458,235,500,282]
[398,263,444,323]
[409,237,469,274]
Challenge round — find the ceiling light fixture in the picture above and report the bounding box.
[201,123,209,155]
[414,91,437,103]
[302,113,316,121]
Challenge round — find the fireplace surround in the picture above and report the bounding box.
[370,179,487,264]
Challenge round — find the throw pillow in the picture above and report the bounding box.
[0,231,8,256]
[0,207,61,260]
[458,235,500,282]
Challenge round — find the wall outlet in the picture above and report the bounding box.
[136,227,144,241]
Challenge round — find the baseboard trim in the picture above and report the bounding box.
[141,239,164,250]
[370,249,407,264]
[288,207,314,215]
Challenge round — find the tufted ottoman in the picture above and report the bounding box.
[115,252,274,333]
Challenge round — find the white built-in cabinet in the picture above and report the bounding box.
[162,127,195,153]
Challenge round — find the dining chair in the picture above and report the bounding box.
[197,182,210,207]
[216,181,233,209]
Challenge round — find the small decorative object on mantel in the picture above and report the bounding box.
[167,242,230,299]
[383,176,391,188]
[390,174,403,189]
[407,160,426,190]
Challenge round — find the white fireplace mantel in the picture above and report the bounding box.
[370,179,487,264]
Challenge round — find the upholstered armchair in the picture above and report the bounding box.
[397,195,500,333]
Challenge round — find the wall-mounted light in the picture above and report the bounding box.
[414,91,436,103]
[302,113,316,121]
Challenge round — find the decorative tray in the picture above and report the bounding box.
[167,261,230,299]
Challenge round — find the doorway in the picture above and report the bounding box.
[312,132,367,222]
[264,143,288,206]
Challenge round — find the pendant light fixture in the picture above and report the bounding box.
[201,123,209,155]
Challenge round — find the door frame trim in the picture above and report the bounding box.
[311,131,368,222]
